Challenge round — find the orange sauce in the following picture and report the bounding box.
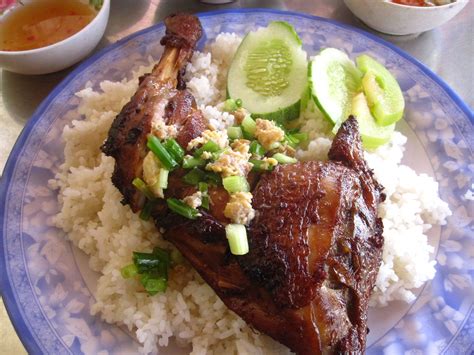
[392,0,431,6]
[0,0,97,51]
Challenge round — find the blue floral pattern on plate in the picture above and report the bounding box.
[0,9,472,355]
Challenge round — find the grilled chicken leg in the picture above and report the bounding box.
[101,14,204,212]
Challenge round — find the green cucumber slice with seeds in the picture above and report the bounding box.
[227,21,308,123]
[309,48,363,126]
[356,54,405,126]
[350,92,395,150]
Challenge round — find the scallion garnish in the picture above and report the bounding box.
[193,140,220,158]
[291,132,308,143]
[120,264,138,279]
[170,249,184,265]
[227,126,243,140]
[182,156,206,169]
[211,149,224,161]
[249,140,265,156]
[156,169,168,189]
[205,171,221,186]
[147,135,178,170]
[152,247,171,265]
[241,115,256,138]
[133,251,162,273]
[202,195,210,210]
[198,182,210,210]
[198,182,208,192]
[139,200,155,221]
[250,159,274,172]
[121,247,171,295]
[284,133,299,148]
[167,198,199,219]
[272,153,297,164]
[223,176,250,193]
[225,224,249,255]
[183,168,206,186]
[141,277,167,296]
[132,177,155,200]
[164,138,185,163]
[223,98,240,112]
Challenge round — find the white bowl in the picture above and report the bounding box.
[0,0,110,75]
[344,0,469,35]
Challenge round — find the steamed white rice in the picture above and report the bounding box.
[50,33,451,354]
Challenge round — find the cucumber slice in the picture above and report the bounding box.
[356,55,405,126]
[309,48,362,126]
[227,21,308,123]
[351,92,395,150]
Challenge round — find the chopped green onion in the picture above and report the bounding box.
[153,247,171,266]
[143,277,167,295]
[133,252,162,273]
[139,272,150,285]
[212,149,224,161]
[235,98,243,108]
[158,169,169,189]
[164,139,185,163]
[139,200,154,221]
[147,135,178,170]
[182,156,206,169]
[205,172,221,186]
[241,115,256,137]
[198,182,210,210]
[194,140,220,158]
[284,133,299,148]
[167,198,199,219]
[121,264,138,279]
[292,132,308,142]
[272,153,298,164]
[223,176,250,193]
[183,168,206,186]
[201,195,210,210]
[132,177,154,200]
[121,247,170,296]
[225,224,249,255]
[249,141,265,156]
[227,126,243,140]
[198,182,208,192]
[223,98,239,112]
[170,249,184,265]
[250,159,274,172]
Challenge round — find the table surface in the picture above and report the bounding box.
[0,0,472,353]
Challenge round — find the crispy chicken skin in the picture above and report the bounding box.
[103,13,385,354]
[101,14,203,212]
[158,118,384,354]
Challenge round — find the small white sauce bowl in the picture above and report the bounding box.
[344,0,469,35]
[0,0,110,75]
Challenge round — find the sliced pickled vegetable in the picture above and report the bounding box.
[227,21,308,122]
[356,54,405,126]
[309,48,362,126]
[350,92,395,150]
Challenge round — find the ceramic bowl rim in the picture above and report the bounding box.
[376,0,467,11]
[0,0,110,56]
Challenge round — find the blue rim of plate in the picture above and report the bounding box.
[0,8,472,354]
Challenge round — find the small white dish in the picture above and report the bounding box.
[0,0,110,75]
[344,0,469,35]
